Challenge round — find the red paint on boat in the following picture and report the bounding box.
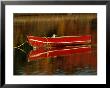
[28,45,91,62]
[27,35,91,47]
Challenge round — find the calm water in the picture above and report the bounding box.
[14,13,97,75]
[14,43,97,75]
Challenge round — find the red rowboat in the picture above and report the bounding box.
[27,35,91,48]
[28,45,91,62]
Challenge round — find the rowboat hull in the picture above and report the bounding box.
[27,35,91,48]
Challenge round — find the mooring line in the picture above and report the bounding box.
[13,41,27,54]
[14,41,27,48]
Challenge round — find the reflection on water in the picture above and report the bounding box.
[14,13,97,75]
[14,43,97,75]
[28,45,92,61]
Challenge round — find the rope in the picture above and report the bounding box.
[13,41,27,54]
[13,41,27,48]
[14,47,26,54]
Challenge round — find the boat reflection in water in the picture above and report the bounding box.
[28,45,91,62]
[25,45,97,75]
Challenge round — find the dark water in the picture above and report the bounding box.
[14,13,97,75]
[14,43,97,75]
